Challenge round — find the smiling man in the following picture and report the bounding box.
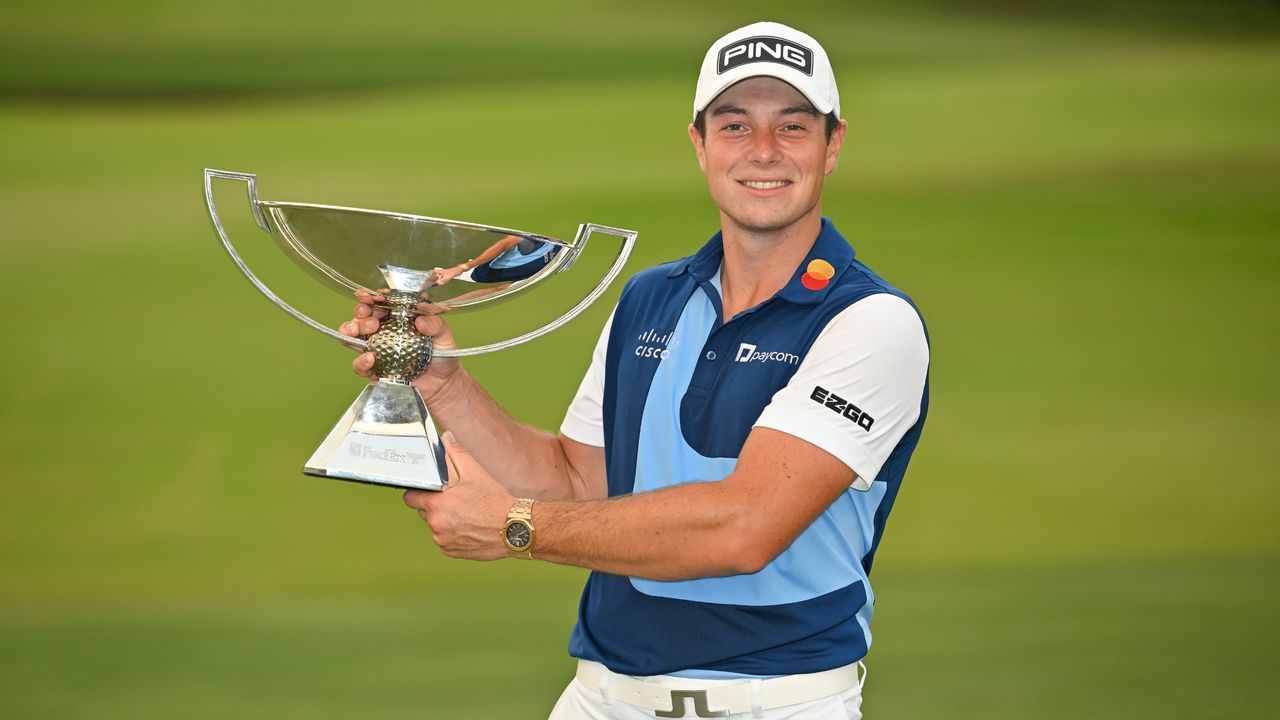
[342,21,930,720]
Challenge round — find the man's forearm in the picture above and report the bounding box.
[529,480,764,581]
[524,428,854,581]
[424,369,590,501]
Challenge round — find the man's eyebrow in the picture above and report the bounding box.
[780,105,820,117]
[710,105,748,117]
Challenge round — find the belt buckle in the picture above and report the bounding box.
[654,689,729,718]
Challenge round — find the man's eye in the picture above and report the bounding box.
[722,123,746,132]
[783,123,806,132]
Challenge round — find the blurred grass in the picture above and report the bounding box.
[1,1,1278,718]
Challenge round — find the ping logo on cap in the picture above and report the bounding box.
[717,36,814,76]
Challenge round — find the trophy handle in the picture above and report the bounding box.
[434,223,636,358]
[203,168,369,352]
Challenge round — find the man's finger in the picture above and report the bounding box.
[414,301,451,317]
[403,490,428,509]
[353,295,389,320]
[442,431,471,484]
[414,315,458,348]
[445,454,460,486]
[353,352,377,377]
[340,318,381,337]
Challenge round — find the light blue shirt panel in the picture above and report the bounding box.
[669,487,885,674]
[628,282,869,606]
[850,482,887,567]
[851,482,886,650]
[669,668,783,680]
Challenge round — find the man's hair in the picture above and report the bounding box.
[693,109,842,143]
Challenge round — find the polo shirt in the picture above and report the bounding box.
[559,218,930,677]
[467,238,559,283]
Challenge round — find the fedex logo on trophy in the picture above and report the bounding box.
[348,442,427,466]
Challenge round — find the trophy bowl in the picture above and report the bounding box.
[259,200,575,310]
[203,169,636,491]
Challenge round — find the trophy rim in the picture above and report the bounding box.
[255,200,568,248]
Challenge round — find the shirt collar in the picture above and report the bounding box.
[666,229,725,281]
[666,218,856,306]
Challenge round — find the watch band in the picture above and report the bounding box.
[508,497,534,522]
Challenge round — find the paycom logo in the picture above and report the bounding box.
[735,342,799,365]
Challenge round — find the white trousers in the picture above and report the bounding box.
[547,665,865,720]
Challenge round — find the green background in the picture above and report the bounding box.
[1,1,1277,717]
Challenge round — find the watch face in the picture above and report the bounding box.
[505,521,531,549]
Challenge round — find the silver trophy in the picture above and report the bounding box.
[203,169,635,491]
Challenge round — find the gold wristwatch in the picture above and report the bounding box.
[503,498,535,555]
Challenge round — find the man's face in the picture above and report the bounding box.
[689,77,847,237]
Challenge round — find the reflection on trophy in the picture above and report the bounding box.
[203,169,636,491]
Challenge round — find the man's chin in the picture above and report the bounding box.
[722,208,817,236]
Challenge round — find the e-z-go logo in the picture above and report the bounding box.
[810,386,875,432]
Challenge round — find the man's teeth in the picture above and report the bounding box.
[742,180,788,189]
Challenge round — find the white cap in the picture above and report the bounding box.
[693,21,840,121]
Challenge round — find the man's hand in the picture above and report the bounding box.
[431,264,468,285]
[338,290,462,404]
[402,432,515,561]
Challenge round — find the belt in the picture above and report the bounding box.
[575,660,865,718]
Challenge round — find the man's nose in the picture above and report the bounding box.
[749,131,782,164]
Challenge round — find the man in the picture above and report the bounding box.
[340,21,929,720]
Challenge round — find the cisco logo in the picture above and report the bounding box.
[635,328,674,360]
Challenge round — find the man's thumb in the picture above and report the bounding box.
[442,431,470,483]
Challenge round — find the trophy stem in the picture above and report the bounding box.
[368,291,433,385]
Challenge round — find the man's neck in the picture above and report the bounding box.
[717,209,823,320]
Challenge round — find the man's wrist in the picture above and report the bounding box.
[503,497,536,556]
[412,366,469,409]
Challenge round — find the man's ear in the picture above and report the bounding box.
[824,119,848,175]
[688,124,708,174]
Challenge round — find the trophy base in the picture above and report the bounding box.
[304,382,448,491]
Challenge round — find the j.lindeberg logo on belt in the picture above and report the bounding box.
[635,328,674,360]
[717,36,814,76]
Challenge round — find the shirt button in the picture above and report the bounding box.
[705,350,717,361]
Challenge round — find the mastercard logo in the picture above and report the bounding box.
[801,259,835,290]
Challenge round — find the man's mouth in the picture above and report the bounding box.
[739,180,791,189]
